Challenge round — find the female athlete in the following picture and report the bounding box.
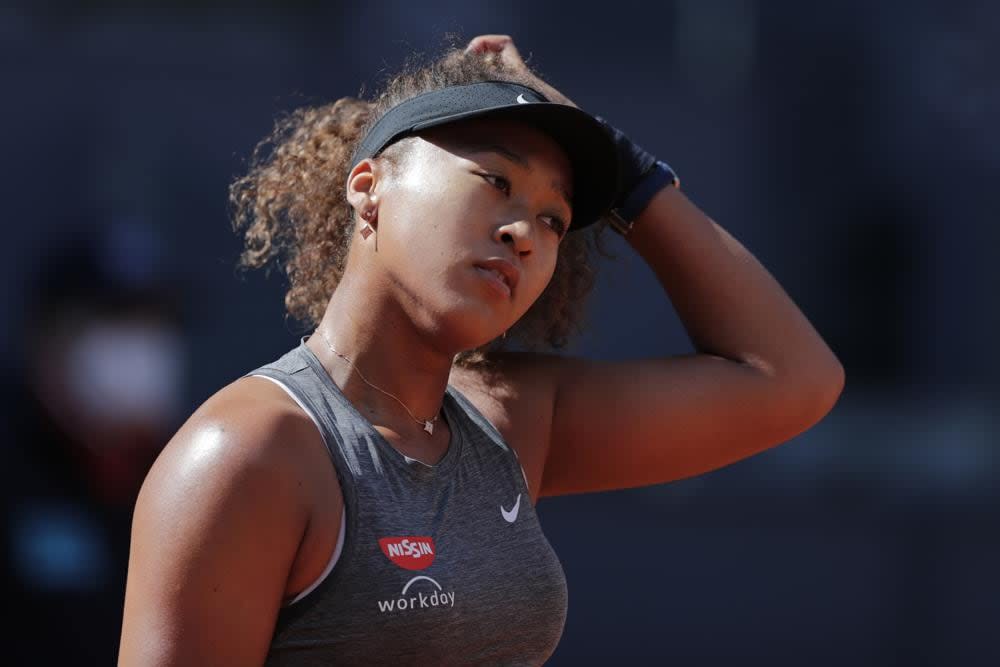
[118,34,844,665]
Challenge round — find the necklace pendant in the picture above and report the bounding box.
[423,420,435,435]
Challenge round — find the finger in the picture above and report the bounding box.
[465,34,512,54]
[465,35,529,75]
[498,41,526,70]
[465,34,510,53]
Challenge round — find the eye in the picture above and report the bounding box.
[479,171,568,239]
[539,214,568,239]
[480,173,511,195]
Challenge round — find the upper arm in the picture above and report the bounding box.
[119,386,314,666]
[540,352,844,498]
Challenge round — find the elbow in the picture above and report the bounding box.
[754,345,844,441]
[784,350,846,431]
[815,356,846,418]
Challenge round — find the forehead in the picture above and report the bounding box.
[414,117,574,181]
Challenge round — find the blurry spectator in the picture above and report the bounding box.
[1,220,186,664]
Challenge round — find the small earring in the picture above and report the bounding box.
[360,206,377,238]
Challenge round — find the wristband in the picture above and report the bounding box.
[608,161,680,236]
[595,116,679,236]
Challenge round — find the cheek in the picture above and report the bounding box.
[379,179,484,295]
[516,252,559,313]
[389,171,483,241]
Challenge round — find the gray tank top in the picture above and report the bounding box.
[248,342,568,666]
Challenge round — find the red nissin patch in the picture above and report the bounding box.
[378,537,436,570]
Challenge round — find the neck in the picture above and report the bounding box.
[306,268,456,433]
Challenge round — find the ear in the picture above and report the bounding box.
[346,158,379,219]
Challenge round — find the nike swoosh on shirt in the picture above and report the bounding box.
[501,494,521,523]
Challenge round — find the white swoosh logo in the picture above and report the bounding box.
[515,93,530,104]
[501,494,521,523]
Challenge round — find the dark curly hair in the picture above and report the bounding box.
[230,44,609,366]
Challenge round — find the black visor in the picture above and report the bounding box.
[352,81,619,230]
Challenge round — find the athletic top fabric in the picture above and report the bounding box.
[249,342,568,666]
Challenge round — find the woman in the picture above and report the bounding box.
[119,35,844,665]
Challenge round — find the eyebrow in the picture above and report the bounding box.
[467,143,573,213]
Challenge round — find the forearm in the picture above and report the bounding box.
[627,186,843,385]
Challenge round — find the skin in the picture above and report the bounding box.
[119,35,844,666]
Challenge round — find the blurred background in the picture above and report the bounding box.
[1,1,997,665]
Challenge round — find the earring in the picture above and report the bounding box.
[360,206,377,239]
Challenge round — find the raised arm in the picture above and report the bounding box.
[118,383,318,666]
[459,34,843,500]
[541,184,844,496]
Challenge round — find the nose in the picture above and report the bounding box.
[494,218,534,257]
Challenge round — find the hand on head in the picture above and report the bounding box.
[464,35,577,108]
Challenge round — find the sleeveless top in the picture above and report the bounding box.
[247,342,568,666]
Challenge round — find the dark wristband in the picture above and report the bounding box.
[608,161,679,235]
[596,116,679,236]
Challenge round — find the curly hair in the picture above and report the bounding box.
[230,44,609,366]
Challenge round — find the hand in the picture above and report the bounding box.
[464,35,578,108]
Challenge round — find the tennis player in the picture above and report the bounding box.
[119,34,844,665]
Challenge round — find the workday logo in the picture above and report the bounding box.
[377,575,457,614]
[378,536,436,571]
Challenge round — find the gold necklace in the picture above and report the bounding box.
[317,329,440,435]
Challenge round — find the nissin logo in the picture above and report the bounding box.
[378,536,436,570]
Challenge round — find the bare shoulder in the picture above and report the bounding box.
[448,351,567,503]
[120,375,333,665]
[140,375,323,518]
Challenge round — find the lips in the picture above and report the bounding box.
[474,259,520,298]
